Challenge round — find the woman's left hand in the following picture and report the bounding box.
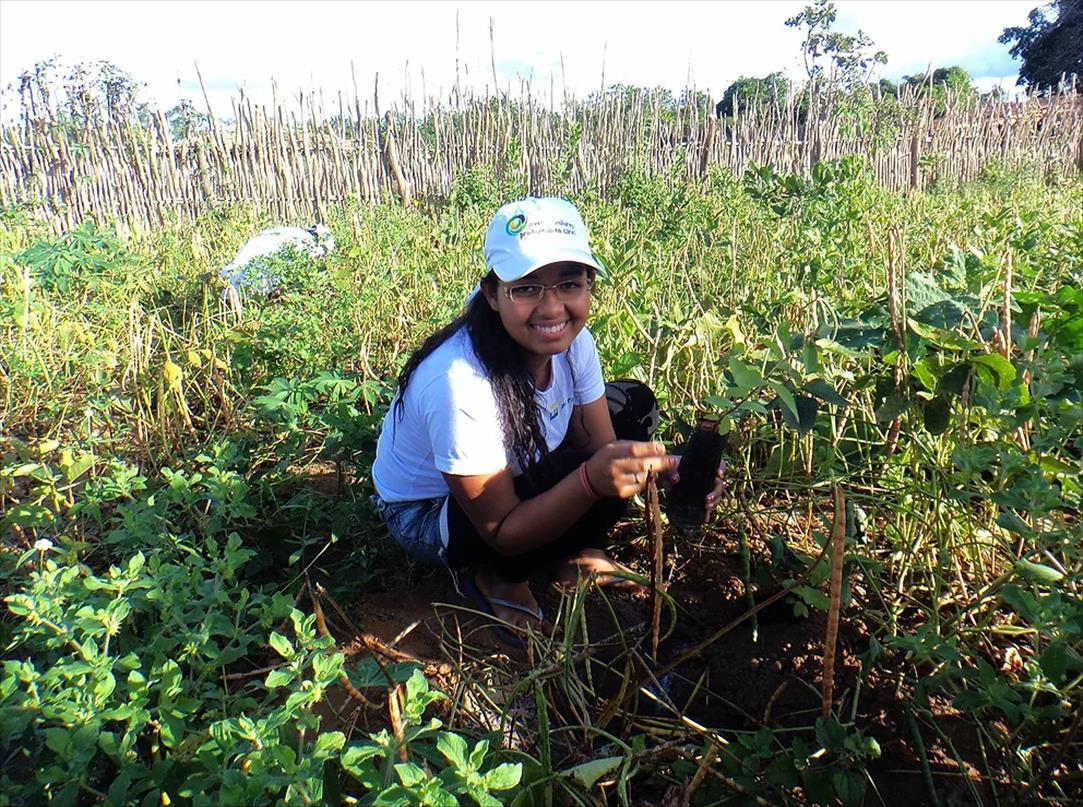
[704,460,726,515]
[659,459,727,521]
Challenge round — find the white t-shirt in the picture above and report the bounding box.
[372,326,606,502]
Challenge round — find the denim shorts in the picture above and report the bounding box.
[371,493,449,567]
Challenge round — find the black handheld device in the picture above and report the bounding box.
[666,418,728,537]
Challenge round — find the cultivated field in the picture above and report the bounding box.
[2,107,1082,803]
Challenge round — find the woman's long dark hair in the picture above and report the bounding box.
[393,272,550,471]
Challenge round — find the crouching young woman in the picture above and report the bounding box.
[371,197,717,646]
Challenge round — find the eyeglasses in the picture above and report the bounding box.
[503,276,594,304]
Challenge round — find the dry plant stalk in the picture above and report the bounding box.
[646,473,665,659]
[886,226,906,372]
[1016,310,1043,450]
[881,227,905,473]
[677,747,774,807]
[762,680,790,725]
[957,368,972,443]
[387,684,409,763]
[1000,249,1014,360]
[223,663,282,682]
[307,578,376,710]
[319,583,417,663]
[821,485,847,721]
[682,743,718,806]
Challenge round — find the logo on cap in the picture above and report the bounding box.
[505,214,526,236]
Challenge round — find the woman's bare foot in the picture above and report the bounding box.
[472,567,548,632]
[554,549,648,594]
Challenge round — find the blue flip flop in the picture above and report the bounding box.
[460,576,544,649]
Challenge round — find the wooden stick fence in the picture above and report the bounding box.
[2,81,1081,234]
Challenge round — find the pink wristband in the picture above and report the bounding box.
[579,462,600,500]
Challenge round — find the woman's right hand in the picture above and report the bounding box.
[584,441,677,499]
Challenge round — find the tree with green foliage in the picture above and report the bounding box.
[679,88,713,114]
[716,73,791,117]
[581,84,682,129]
[1000,0,1083,92]
[902,66,975,95]
[877,78,899,98]
[585,84,675,112]
[165,99,211,140]
[785,0,887,91]
[783,1,890,141]
[16,58,148,128]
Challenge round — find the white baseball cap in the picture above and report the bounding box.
[483,197,605,282]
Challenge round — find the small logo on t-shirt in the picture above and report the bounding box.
[545,396,575,420]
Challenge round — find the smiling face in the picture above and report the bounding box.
[483,261,594,381]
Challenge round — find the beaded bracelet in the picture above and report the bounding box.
[579,462,600,500]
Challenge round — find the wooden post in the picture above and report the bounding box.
[909,124,921,190]
[383,112,411,208]
[699,117,715,180]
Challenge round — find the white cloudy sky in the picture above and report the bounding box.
[0,0,1039,118]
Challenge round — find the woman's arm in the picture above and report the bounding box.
[444,439,673,556]
[563,396,617,452]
